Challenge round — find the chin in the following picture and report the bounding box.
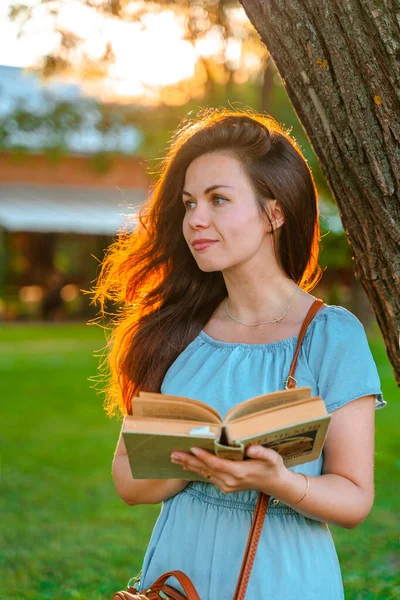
[194,258,231,273]
[195,263,221,273]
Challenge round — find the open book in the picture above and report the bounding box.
[122,386,331,481]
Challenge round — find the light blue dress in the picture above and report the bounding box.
[138,305,386,599]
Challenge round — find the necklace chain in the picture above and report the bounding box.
[224,286,302,327]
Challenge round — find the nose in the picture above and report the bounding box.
[186,202,211,229]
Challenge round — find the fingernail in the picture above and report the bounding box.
[190,447,200,455]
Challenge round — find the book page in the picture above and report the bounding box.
[133,392,222,423]
[226,398,325,441]
[223,387,312,424]
[123,415,220,436]
[226,396,319,429]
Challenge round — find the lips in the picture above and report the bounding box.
[192,239,218,251]
[191,239,217,246]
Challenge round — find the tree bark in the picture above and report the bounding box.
[239,0,400,384]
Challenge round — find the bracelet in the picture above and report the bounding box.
[292,473,309,505]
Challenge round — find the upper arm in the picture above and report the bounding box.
[322,394,376,498]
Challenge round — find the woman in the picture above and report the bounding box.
[92,108,385,599]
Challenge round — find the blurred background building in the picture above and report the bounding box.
[0,64,149,321]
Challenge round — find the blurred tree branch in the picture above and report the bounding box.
[8,0,268,97]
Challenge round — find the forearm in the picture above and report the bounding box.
[262,470,374,529]
[112,455,189,506]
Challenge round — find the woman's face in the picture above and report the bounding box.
[182,151,283,273]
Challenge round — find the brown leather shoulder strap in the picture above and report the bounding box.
[232,492,270,600]
[285,298,327,389]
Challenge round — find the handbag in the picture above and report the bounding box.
[112,298,326,600]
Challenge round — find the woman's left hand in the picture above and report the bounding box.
[170,445,288,496]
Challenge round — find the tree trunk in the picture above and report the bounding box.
[239,0,400,384]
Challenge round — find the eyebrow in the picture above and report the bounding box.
[182,184,234,197]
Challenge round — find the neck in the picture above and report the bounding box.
[222,276,303,324]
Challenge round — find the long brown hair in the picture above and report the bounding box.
[90,107,323,418]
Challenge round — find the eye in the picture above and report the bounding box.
[183,200,195,210]
[182,195,228,211]
[213,194,227,205]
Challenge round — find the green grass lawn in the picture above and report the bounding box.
[1,322,399,599]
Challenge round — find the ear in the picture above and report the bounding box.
[265,200,285,232]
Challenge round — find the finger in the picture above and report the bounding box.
[173,453,224,484]
[189,447,241,475]
[183,461,209,475]
[172,454,211,475]
[246,445,281,463]
[183,463,215,480]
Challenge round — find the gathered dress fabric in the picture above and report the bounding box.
[138,305,386,600]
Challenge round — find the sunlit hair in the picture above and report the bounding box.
[90,107,323,418]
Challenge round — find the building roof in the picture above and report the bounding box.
[0,183,146,235]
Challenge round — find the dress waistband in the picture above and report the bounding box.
[181,485,301,516]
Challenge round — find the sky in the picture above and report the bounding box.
[0,1,200,98]
[0,2,50,68]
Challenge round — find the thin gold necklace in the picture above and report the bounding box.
[224,286,302,327]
